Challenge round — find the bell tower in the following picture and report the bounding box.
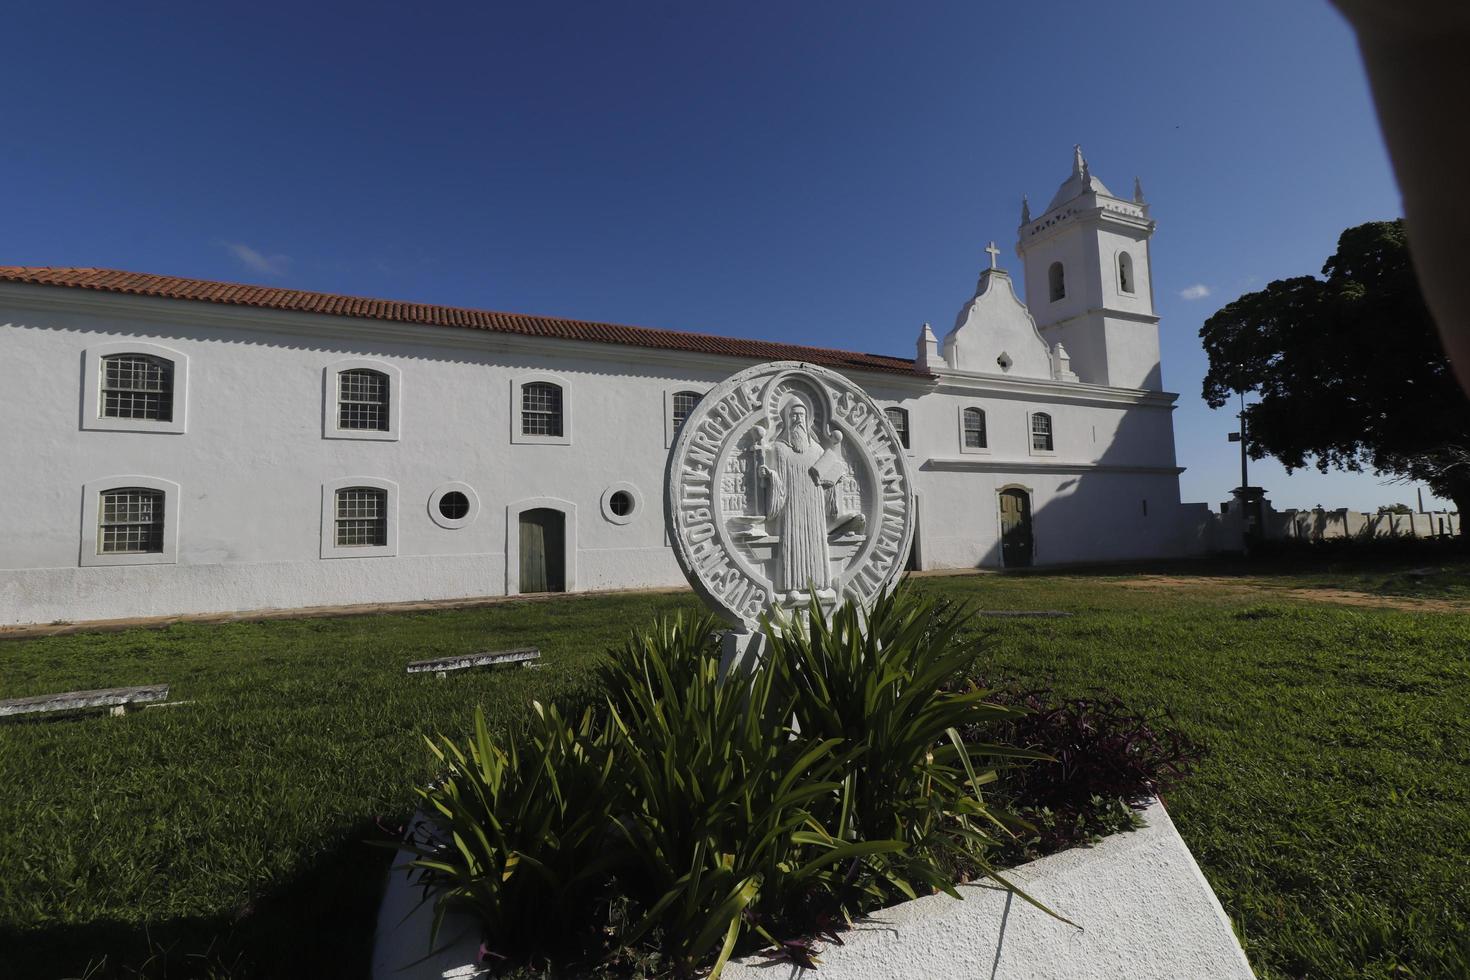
[1016,146,1161,390]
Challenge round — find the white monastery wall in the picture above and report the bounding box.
[0,285,1196,626]
[0,295,705,623]
[916,469,1184,570]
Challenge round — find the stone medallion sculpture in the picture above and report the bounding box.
[667,361,916,666]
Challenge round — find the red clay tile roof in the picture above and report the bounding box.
[0,266,925,378]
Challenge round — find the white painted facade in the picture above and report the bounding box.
[0,151,1204,626]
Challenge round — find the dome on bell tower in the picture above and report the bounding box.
[1045,144,1114,212]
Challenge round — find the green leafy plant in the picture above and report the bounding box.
[396,700,622,963]
[763,590,1039,898]
[600,611,903,978]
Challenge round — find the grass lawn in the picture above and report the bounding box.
[2,558,1468,978]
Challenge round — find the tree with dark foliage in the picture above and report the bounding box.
[1200,220,1470,536]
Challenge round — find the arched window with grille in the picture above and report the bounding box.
[320,477,398,558]
[324,359,400,441]
[1118,252,1135,294]
[337,369,390,431]
[512,376,572,445]
[100,354,174,422]
[81,475,180,566]
[962,407,987,449]
[885,407,910,450]
[1048,261,1066,302]
[1030,412,1054,452]
[97,487,165,554]
[334,486,388,548]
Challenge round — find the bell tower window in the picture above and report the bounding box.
[1118,252,1134,294]
[1048,262,1065,302]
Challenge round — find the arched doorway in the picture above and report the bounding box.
[998,488,1033,568]
[519,508,566,593]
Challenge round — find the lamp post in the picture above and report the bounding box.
[1227,390,1248,491]
[1227,390,1263,554]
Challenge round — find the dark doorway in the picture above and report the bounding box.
[519,508,566,593]
[904,503,920,571]
[999,488,1033,568]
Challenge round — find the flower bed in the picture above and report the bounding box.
[369,593,1222,978]
[373,800,1254,979]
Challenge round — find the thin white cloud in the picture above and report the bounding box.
[1179,283,1211,301]
[222,242,289,277]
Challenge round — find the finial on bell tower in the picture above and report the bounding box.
[1133,176,1145,204]
[1072,144,1085,179]
[1020,195,1031,224]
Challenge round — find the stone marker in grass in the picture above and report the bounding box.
[405,647,540,679]
[0,684,169,719]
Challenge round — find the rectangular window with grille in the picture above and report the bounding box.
[98,488,165,554]
[335,488,387,547]
[522,382,563,437]
[963,409,987,449]
[1031,413,1054,452]
[101,354,174,421]
[338,369,390,430]
[885,407,910,450]
[672,391,700,432]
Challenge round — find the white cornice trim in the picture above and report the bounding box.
[1018,204,1156,251]
[1036,309,1161,335]
[0,282,934,387]
[922,458,1185,476]
[929,370,1178,408]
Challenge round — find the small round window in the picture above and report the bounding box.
[428,483,478,530]
[600,483,640,525]
[438,491,470,520]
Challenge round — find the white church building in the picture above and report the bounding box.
[0,149,1210,626]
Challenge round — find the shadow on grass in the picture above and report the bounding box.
[7,821,397,980]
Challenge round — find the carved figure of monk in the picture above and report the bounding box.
[760,402,836,601]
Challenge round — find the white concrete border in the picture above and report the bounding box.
[726,798,1254,979]
[371,800,1254,980]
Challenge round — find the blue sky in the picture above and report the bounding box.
[4,1,1440,511]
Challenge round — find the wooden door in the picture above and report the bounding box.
[999,489,1033,568]
[519,509,565,593]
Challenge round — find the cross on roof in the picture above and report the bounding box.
[985,241,1001,270]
